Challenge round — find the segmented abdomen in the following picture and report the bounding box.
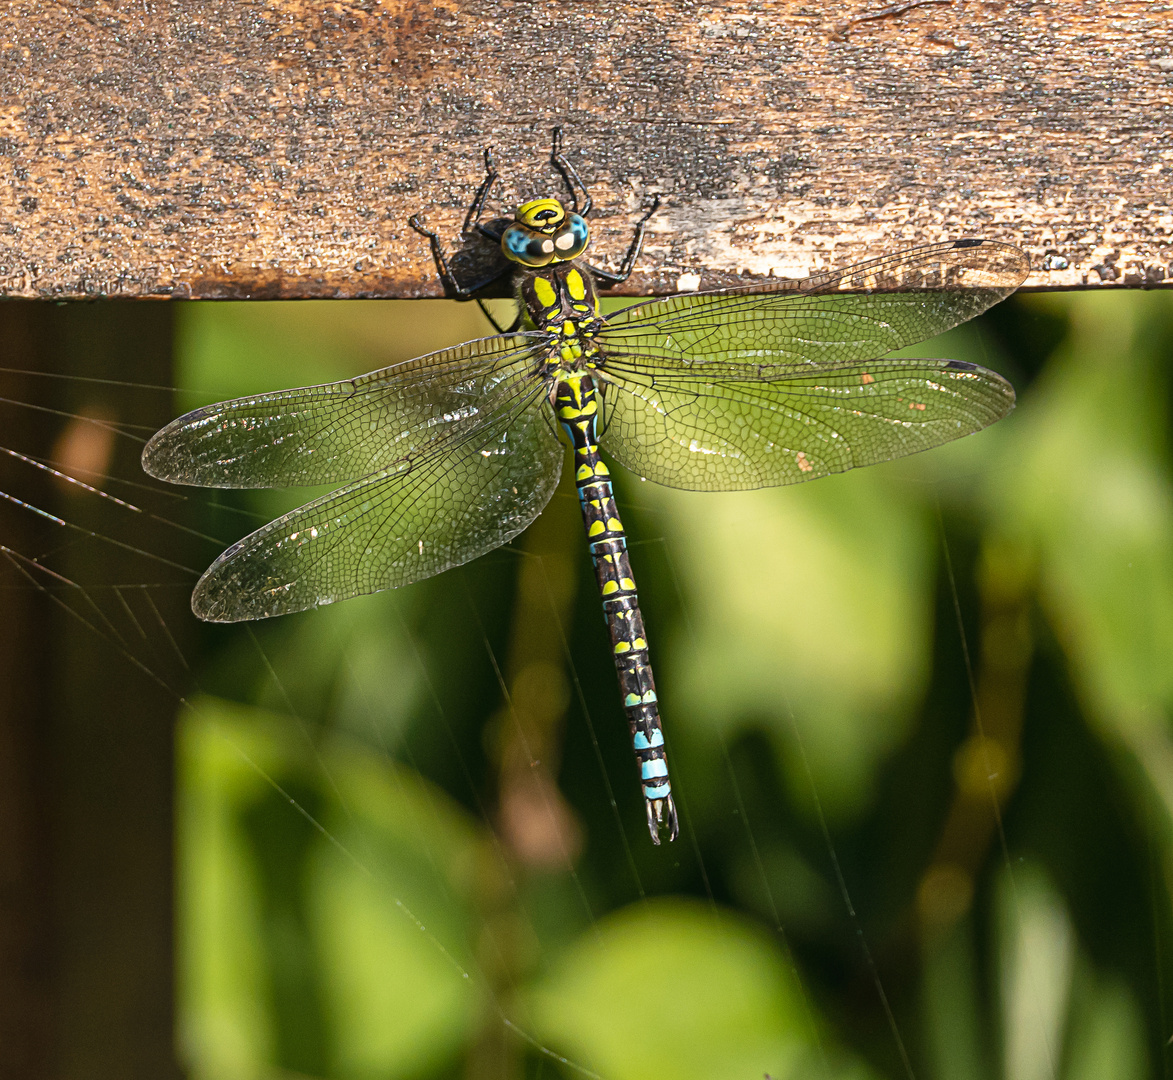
[553,374,679,843]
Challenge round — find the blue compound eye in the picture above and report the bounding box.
[551,214,589,261]
[502,223,556,266]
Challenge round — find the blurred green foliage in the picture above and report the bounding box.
[171,289,1173,1079]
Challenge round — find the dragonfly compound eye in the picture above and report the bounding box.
[551,214,589,260]
[502,223,557,266]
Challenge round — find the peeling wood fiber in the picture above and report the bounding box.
[1,0,1171,299]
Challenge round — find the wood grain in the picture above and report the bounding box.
[1,0,1170,299]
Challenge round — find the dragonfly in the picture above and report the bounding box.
[142,131,1029,844]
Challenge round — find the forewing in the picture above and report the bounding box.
[596,240,1029,375]
[598,358,1015,491]
[192,386,564,621]
[591,239,1024,490]
[142,332,546,487]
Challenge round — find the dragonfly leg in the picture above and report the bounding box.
[411,145,512,300]
[465,148,511,247]
[550,126,594,217]
[410,215,513,303]
[586,194,661,287]
[463,146,501,238]
[475,297,522,335]
[408,214,472,299]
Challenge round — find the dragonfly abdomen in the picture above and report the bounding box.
[554,373,679,844]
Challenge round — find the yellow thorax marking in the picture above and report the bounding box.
[565,269,586,300]
[533,276,557,309]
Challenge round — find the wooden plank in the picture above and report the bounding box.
[1,0,1170,299]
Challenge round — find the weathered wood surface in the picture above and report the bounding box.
[1,0,1170,299]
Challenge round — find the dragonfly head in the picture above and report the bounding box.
[502,197,589,267]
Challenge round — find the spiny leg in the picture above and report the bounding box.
[408,213,474,299]
[464,147,502,240]
[477,298,522,336]
[550,126,594,217]
[410,145,505,296]
[551,127,661,285]
[410,147,517,332]
[587,193,662,286]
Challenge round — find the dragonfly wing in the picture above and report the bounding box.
[597,357,1014,491]
[590,239,1025,490]
[597,240,1029,374]
[192,386,563,621]
[143,333,546,487]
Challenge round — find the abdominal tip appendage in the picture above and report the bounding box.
[646,794,680,844]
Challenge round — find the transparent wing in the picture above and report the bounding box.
[192,385,563,621]
[142,332,547,487]
[591,240,1026,490]
[597,357,1014,490]
[596,240,1028,376]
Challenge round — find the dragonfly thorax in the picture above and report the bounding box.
[518,263,605,358]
